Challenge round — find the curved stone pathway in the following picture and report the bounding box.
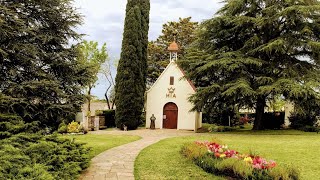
[80,129,196,180]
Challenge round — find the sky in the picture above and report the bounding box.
[73,0,224,99]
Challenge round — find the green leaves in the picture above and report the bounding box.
[0,132,90,180]
[115,0,150,130]
[0,0,89,128]
[181,0,320,129]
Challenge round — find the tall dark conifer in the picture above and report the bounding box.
[0,0,91,128]
[115,0,150,129]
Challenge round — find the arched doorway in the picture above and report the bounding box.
[163,102,178,129]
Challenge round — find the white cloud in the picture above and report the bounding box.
[73,0,223,99]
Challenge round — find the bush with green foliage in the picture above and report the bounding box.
[0,114,40,139]
[202,106,236,126]
[205,111,285,130]
[0,133,90,180]
[289,112,318,131]
[301,125,319,133]
[57,121,68,134]
[181,142,299,180]
[100,110,116,128]
[0,115,90,179]
[207,125,236,132]
[67,121,80,133]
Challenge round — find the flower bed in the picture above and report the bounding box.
[181,140,299,179]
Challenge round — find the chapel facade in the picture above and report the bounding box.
[145,40,202,131]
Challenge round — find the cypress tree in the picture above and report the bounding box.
[115,0,150,129]
[181,0,320,130]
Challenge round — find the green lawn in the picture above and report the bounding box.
[135,131,320,180]
[64,134,141,159]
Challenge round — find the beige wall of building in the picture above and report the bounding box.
[145,62,202,131]
[284,102,294,127]
[81,102,110,116]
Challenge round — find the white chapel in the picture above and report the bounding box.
[145,40,202,131]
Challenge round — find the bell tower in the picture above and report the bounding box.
[168,37,179,62]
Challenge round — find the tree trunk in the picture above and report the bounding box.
[111,101,115,110]
[253,96,266,130]
[87,85,92,116]
[105,90,111,110]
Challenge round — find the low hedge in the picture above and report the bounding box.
[289,113,318,130]
[181,141,299,180]
[0,133,90,179]
[207,125,236,132]
[0,114,90,179]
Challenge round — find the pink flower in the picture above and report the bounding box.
[194,141,277,170]
[253,163,262,169]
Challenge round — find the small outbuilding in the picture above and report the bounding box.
[145,40,202,131]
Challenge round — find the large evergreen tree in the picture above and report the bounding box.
[115,0,150,129]
[181,0,320,130]
[0,0,91,128]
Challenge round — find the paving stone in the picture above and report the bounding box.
[106,172,117,178]
[93,174,106,180]
[111,165,125,169]
[110,168,133,173]
[118,176,134,180]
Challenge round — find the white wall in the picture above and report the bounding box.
[284,102,294,127]
[145,62,200,130]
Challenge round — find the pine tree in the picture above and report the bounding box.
[181,0,320,130]
[115,0,150,129]
[0,0,91,128]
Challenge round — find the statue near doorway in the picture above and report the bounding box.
[150,114,156,130]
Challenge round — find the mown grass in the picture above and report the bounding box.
[63,134,141,159]
[134,136,224,180]
[135,131,320,180]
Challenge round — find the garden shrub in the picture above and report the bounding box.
[67,121,80,133]
[181,141,299,180]
[0,113,40,138]
[238,112,285,129]
[0,133,90,180]
[202,109,237,126]
[57,121,68,134]
[79,124,88,134]
[208,125,236,132]
[101,110,116,127]
[301,125,319,133]
[0,115,90,179]
[289,112,317,130]
[95,110,103,116]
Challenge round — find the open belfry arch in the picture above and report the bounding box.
[145,38,202,131]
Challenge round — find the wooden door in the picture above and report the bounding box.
[163,102,178,129]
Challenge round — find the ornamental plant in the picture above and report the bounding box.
[67,121,80,133]
[58,121,68,134]
[181,140,299,179]
[196,141,277,170]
